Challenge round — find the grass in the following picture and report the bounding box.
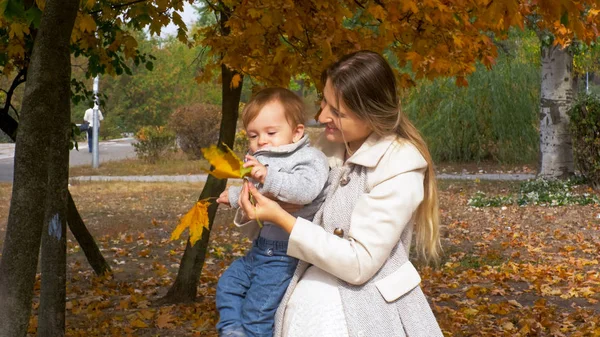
[69,152,210,177]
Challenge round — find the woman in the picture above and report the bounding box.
[238,50,443,337]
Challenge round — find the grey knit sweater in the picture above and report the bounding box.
[228,135,329,240]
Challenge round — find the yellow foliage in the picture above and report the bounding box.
[230,74,242,89]
[201,144,251,180]
[170,200,211,246]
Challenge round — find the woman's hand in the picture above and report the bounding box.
[239,181,297,233]
[244,155,268,184]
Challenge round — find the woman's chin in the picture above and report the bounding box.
[324,132,343,143]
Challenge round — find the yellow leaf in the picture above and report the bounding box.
[201,144,251,179]
[79,14,97,33]
[9,23,29,40]
[230,74,242,89]
[170,200,211,246]
[130,319,148,328]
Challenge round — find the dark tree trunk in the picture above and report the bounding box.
[0,1,79,336]
[1,92,111,277]
[66,193,111,275]
[161,64,243,303]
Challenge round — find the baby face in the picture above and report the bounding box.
[246,100,304,153]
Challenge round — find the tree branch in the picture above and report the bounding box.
[89,0,150,15]
[1,68,26,117]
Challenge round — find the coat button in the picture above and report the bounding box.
[333,227,344,237]
[340,175,350,186]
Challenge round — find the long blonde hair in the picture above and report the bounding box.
[322,50,441,263]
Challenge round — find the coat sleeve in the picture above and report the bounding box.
[261,149,329,205]
[287,170,425,285]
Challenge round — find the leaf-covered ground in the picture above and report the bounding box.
[0,178,599,336]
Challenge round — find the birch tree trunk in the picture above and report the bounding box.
[539,45,575,178]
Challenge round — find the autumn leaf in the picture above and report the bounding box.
[230,73,242,89]
[155,312,177,329]
[201,144,251,179]
[170,200,211,246]
[130,319,148,328]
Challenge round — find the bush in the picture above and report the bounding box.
[568,94,600,191]
[169,104,221,159]
[133,126,177,163]
[467,177,599,207]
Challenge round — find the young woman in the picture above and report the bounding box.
[238,50,443,337]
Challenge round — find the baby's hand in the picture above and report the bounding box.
[217,189,230,206]
[244,155,268,184]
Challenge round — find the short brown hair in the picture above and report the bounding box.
[241,88,306,129]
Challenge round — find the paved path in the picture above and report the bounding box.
[1,138,537,183]
[0,138,136,182]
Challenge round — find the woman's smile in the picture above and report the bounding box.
[325,124,338,133]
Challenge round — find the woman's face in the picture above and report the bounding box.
[318,79,372,152]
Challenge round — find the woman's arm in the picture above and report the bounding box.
[287,170,424,285]
[239,171,425,285]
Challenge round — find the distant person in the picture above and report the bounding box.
[215,87,329,337]
[83,105,104,153]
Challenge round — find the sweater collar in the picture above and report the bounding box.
[252,134,310,156]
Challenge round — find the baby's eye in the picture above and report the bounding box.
[268,132,277,136]
[248,134,257,139]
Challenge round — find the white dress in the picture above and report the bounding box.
[282,265,349,337]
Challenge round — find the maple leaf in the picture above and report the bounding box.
[155,312,176,329]
[201,144,252,179]
[170,200,211,246]
[230,73,242,89]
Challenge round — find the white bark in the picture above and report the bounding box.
[539,45,575,178]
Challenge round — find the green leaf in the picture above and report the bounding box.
[4,0,25,20]
[24,6,42,28]
[145,61,153,71]
[560,11,569,26]
[0,0,8,17]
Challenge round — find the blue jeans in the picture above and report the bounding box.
[216,237,298,337]
[87,128,94,153]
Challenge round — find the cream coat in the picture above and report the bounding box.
[274,132,443,336]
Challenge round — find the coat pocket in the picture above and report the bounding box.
[374,261,421,302]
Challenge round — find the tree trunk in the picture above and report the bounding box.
[0,1,79,336]
[37,1,79,335]
[0,105,111,276]
[161,64,243,303]
[538,45,575,178]
[66,193,111,275]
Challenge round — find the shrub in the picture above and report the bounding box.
[133,126,177,163]
[169,104,221,159]
[568,94,600,191]
[467,177,599,207]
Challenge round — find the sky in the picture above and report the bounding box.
[161,2,198,37]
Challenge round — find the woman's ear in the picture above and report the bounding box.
[293,124,305,142]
